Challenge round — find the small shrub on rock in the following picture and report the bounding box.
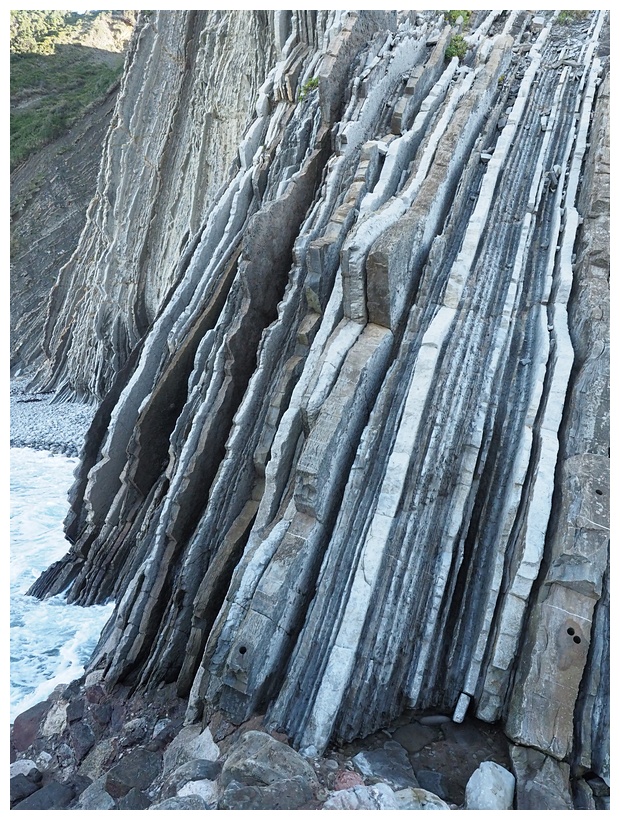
[445,10,472,27]
[298,76,319,101]
[445,34,468,61]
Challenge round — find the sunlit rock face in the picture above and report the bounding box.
[30,10,609,807]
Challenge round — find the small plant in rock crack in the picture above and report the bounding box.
[445,34,468,61]
[445,10,472,27]
[298,76,319,101]
[557,10,589,25]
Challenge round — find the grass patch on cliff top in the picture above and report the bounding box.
[10,11,134,169]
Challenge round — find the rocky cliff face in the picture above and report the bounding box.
[28,10,609,808]
[10,92,118,373]
[10,11,135,375]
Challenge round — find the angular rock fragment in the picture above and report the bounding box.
[75,776,117,810]
[118,788,152,810]
[11,701,50,752]
[465,761,515,810]
[10,773,40,805]
[162,725,219,775]
[12,780,75,810]
[352,744,419,790]
[161,758,222,799]
[509,745,573,810]
[105,747,162,798]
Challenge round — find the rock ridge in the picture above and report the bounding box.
[20,10,609,810]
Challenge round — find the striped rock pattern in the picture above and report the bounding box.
[30,10,609,806]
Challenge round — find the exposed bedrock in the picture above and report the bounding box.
[28,10,609,808]
[10,92,119,376]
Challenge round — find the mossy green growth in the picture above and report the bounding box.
[445,34,468,61]
[298,76,319,101]
[557,10,589,25]
[445,10,472,27]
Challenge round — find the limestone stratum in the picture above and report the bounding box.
[11,10,609,810]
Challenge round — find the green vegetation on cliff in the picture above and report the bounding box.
[10,10,135,169]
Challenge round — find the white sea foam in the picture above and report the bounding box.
[10,447,114,722]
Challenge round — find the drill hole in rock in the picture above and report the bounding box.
[238,646,247,655]
[595,489,603,495]
[567,627,575,635]
[573,635,582,644]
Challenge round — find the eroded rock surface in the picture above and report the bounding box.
[21,9,609,810]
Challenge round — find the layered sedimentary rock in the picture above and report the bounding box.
[10,13,135,376]
[36,10,285,400]
[10,93,119,375]
[29,10,609,808]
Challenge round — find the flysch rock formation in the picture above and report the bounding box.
[10,92,118,374]
[10,13,135,377]
[26,10,609,809]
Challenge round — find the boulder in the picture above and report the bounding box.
[69,719,96,763]
[10,759,41,780]
[322,783,399,810]
[221,730,318,790]
[66,697,85,723]
[220,776,315,810]
[11,780,75,810]
[41,701,68,737]
[161,758,222,799]
[394,787,451,810]
[118,787,152,810]
[75,776,117,810]
[177,778,219,807]
[78,737,116,781]
[88,702,112,727]
[35,751,53,771]
[334,769,365,790]
[10,773,40,805]
[105,747,162,798]
[150,718,176,749]
[352,743,419,790]
[416,769,459,802]
[163,724,219,775]
[219,731,319,810]
[11,701,50,751]
[66,773,92,800]
[465,761,515,810]
[120,716,150,747]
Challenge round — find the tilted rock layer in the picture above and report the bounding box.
[29,10,609,808]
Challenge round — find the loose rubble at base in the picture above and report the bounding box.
[13,677,574,810]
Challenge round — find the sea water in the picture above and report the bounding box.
[10,447,114,722]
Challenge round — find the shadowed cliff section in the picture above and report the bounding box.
[26,10,609,809]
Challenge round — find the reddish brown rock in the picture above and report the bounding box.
[334,769,365,790]
[11,701,51,752]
